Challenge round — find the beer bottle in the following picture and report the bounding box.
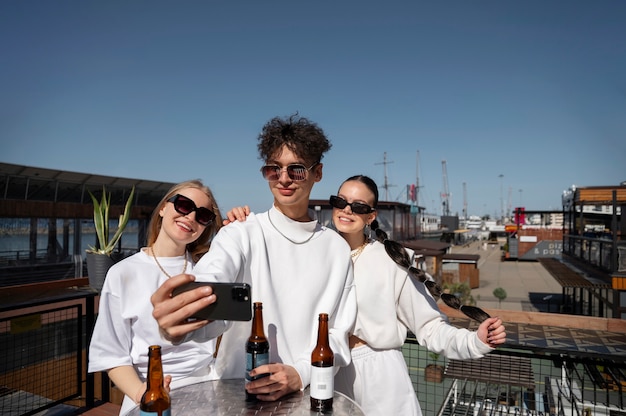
[140,345,171,416]
[245,302,270,401]
[310,313,334,412]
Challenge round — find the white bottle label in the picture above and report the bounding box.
[310,366,333,400]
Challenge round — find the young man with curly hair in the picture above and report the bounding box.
[151,114,356,401]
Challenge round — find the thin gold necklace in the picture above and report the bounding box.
[151,246,188,278]
[351,237,369,262]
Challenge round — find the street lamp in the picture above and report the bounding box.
[498,174,504,223]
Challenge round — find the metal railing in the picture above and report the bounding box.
[403,339,626,415]
[563,234,626,275]
[1,281,624,416]
[1,305,85,416]
[0,279,97,416]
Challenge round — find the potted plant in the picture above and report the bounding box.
[85,185,135,291]
[424,352,444,383]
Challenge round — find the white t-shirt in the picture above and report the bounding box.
[88,250,225,379]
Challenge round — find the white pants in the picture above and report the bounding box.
[335,344,422,416]
[119,365,214,415]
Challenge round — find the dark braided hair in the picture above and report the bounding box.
[370,221,490,323]
[370,220,442,299]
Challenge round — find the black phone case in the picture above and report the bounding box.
[171,282,252,321]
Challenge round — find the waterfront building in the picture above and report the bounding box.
[560,184,626,319]
[0,162,175,286]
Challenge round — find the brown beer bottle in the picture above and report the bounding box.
[310,313,334,412]
[245,302,270,401]
[140,345,171,416]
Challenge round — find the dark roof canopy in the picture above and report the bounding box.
[400,239,451,257]
[0,162,175,207]
[0,162,176,219]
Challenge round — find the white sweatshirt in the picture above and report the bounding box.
[193,206,357,388]
[352,240,492,358]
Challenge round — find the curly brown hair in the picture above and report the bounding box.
[257,113,332,165]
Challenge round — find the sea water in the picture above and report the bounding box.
[0,218,140,262]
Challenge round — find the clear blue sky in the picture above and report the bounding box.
[2,1,624,218]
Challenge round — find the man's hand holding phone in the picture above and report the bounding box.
[150,274,217,343]
[172,281,252,321]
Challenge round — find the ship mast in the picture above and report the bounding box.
[415,151,420,208]
[441,160,451,216]
[375,152,394,201]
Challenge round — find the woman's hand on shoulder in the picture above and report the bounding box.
[223,205,250,225]
[477,316,506,348]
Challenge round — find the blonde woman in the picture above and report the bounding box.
[89,180,226,415]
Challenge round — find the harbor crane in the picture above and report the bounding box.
[441,160,451,216]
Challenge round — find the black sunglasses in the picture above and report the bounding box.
[167,194,216,226]
[260,162,318,182]
[329,195,375,214]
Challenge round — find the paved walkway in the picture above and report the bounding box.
[449,240,563,312]
[446,240,626,359]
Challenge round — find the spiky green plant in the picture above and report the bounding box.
[86,186,135,256]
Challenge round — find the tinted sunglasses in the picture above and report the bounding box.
[260,162,318,182]
[329,195,375,214]
[167,194,216,226]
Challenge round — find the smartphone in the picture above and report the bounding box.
[171,282,252,321]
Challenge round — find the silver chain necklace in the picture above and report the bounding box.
[267,210,316,245]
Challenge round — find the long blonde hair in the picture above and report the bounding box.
[147,180,223,262]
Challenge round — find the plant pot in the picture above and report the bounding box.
[424,364,444,383]
[86,253,116,292]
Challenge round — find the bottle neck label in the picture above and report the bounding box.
[310,366,334,400]
[140,410,171,416]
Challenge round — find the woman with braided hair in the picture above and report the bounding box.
[330,175,506,416]
[369,213,493,324]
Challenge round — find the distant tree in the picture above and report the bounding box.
[493,287,507,307]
